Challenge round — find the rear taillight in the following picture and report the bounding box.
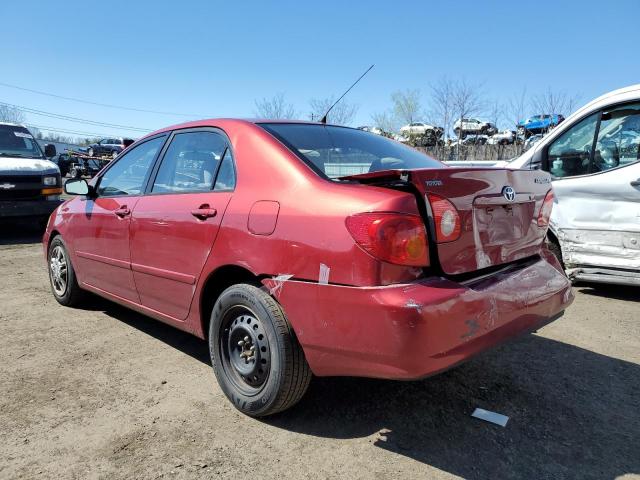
[345,213,429,266]
[537,190,554,227]
[427,194,461,243]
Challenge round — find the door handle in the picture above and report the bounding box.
[191,204,217,220]
[630,178,640,187]
[114,206,131,218]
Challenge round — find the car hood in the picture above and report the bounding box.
[0,156,59,176]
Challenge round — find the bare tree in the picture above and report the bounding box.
[507,86,529,129]
[429,78,454,140]
[254,93,297,119]
[451,79,485,138]
[308,96,358,126]
[0,104,26,123]
[390,89,422,125]
[532,87,581,117]
[487,99,504,131]
[370,110,397,134]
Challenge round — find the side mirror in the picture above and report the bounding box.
[44,144,57,157]
[64,178,90,196]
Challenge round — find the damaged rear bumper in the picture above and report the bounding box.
[264,252,573,379]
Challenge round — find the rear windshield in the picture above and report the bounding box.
[259,123,442,179]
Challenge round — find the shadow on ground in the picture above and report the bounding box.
[89,298,639,480]
[0,220,45,246]
[575,282,639,302]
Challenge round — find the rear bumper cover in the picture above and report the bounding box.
[265,252,573,379]
[0,199,62,218]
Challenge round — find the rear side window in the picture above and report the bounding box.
[214,148,236,191]
[97,136,164,196]
[152,131,228,193]
[259,123,442,179]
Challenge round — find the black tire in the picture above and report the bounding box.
[111,150,119,159]
[209,284,311,417]
[545,235,565,270]
[48,236,86,307]
[70,167,81,179]
[87,147,94,157]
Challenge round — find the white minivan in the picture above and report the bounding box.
[507,85,640,286]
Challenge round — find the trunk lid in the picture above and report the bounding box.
[342,167,553,275]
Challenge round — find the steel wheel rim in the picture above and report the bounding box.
[220,306,271,395]
[49,245,68,296]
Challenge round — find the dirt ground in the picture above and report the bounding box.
[0,222,638,480]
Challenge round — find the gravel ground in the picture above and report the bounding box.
[0,222,638,480]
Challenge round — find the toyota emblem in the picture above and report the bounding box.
[502,186,516,202]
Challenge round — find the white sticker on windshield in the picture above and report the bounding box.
[14,131,34,139]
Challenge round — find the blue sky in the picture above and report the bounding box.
[1,0,638,139]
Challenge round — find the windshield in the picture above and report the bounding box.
[0,125,44,159]
[259,123,443,179]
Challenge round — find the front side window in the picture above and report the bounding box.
[548,113,599,178]
[260,123,443,179]
[97,136,164,196]
[152,131,227,193]
[593,103,640,172]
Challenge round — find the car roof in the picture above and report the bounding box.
[144,118,348,137]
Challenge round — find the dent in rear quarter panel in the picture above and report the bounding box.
[270,253,573,379]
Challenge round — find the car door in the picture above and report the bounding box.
[544,102,640,271]
[70,135,167,301]
[129,128,236,320]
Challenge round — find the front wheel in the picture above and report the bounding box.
[209,284,312,417]
[48,236,86,306]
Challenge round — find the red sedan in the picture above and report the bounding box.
[44,120,573,416]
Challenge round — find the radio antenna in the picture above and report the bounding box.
[319,64,374,124]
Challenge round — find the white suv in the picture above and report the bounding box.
[509,84,640,286]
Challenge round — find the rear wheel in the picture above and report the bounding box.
[111,150,118,159]
[48,236,85,307]
[209,284,311,417]
[70,167,81,179]
[87,147,94,157]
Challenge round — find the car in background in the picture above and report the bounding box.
[399,123,444,147]
[399,122,443,137]
[86,137,134,158]
[453,118,497,137]
[460,134,489,145]
[509,84,640,286]
[487,130,516,145]
[44,119,572,417]
[518,114,565,137]
[0,122,62,223]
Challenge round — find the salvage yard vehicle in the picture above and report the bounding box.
[453,118,497,137]
[0,122,62,222]
[509,84,640,285]
[487,129,516,145]
[399,123,444,146]
[518,114,565,138]
[86,137,134,159]
[43,119,573,417]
